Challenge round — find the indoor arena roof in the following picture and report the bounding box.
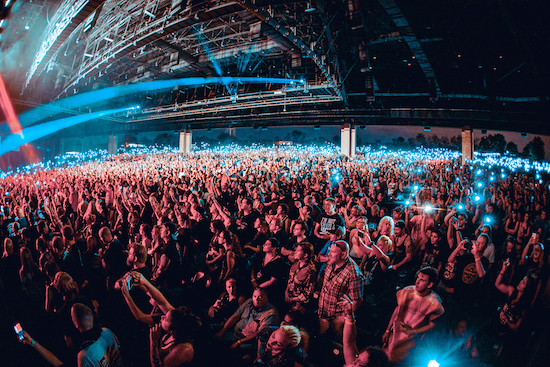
[1,0,549,135]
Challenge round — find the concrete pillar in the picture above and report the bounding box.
[341,124,356,157]
[179,130,192,153]
[461,128,473,164]
[351,125,356,158]
[108,135,117,154]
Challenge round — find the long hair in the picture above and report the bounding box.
[377,216,395,236]
[20,247,40,276]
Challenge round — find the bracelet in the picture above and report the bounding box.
[251,278,257,282]
[499,272,505,276]
[345,319,356,325]
[474,257,481,262]
[237,339,242,345]
[31,339,35,347]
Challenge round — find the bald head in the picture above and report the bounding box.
[71,303,94,332]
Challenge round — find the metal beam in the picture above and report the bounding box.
[24,0,106,89]
[236,0,343,101]
[378,0,441,98]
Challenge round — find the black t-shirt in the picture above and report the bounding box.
[315,212,345,234]
[253,254,288,300]
[130,266,153,314]
[237,210,261,245]
[451,253,489,303]
[363,255,387,294]
[157,239,183,288]
[103,239,128,280]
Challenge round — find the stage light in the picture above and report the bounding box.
[428,360,440,367]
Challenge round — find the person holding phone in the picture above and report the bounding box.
[17,324,64,367]
[119,271,200,367]
[17,303,124,367]
[445,234,489,307]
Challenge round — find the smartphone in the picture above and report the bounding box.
[14,323,24,341]
[531,233,537,240]
[127,275,135,290]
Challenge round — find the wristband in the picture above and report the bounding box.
[31,339,35,347]
[237,339,242,345]
[474,257,481,262]
[345,319,356,325]
[251,278,257,282]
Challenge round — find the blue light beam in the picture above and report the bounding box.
[2,77,300,134]
[0,106,134,155]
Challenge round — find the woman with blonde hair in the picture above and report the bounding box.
[254,324,307,367]
[373,216,395,243]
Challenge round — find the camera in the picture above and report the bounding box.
[464,240,473,251]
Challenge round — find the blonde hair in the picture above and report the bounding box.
[279,325,301,349]
[377,216,395,236]
[378,235,393,253]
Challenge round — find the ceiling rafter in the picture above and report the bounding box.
[378,0,441,98]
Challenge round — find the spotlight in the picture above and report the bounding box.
[428,360,440,367]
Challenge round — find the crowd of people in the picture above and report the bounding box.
[1,145,549,367]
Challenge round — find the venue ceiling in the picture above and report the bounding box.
[1,0,549,136]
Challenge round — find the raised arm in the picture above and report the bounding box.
[120,274,155,326]
[132,271,174,314]
[341,295,359,365]
[20,331,64,367]
[495,261,514,296]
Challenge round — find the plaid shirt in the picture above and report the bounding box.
[318,258,364,319]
